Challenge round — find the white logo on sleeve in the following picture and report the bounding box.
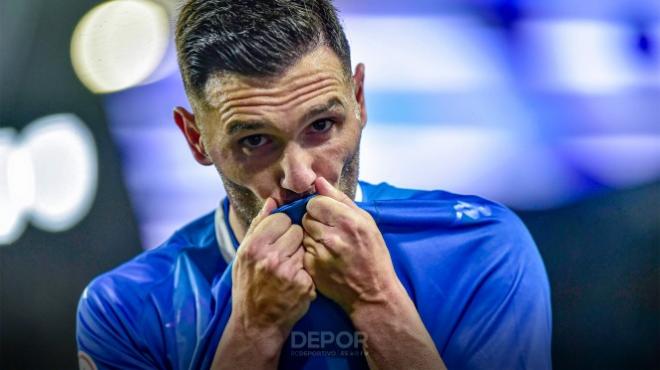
[453,201,492,221]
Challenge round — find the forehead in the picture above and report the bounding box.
[201,46,351,113]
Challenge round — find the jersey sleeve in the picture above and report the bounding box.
[76,278,163,370]
[442,208,553,370]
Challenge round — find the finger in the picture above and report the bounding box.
[302,233,336,259]
[303,250,315,275]
[293,268,315,295]
[302,213,333,241]
[246,197,277,234]
[253,212,292,244]
[305,195,353,228]
[314,176,358,209]
[273,224,303,257]
[281,245,304,270]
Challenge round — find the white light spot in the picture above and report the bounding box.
[0,114,98,245]
[71,0,170,93]
[22,114,98,232]
[0,129,28,245]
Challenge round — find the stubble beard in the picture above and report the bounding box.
[218,142,361,232]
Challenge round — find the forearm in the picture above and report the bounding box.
[210,313,285,370]
[350,282,446,370]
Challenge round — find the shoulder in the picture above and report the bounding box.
[359,180,546,284]
[76,210,221,367]
[359,180,528,232]
[361,182,552,368]
[81,210,218,305]
[77,210,220,335]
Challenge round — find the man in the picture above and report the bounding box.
[77,1,552,369]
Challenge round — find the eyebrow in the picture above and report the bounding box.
[224,97,346,136]
[225,120,268,136]
[301,97,346,123]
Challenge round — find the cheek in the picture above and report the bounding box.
[311,136,354,183]
[210,146,279,198]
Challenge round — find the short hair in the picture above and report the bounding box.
[175,0,352,105]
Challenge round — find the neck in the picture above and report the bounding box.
[228,204,248,243]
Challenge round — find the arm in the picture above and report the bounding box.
[211,314,284,370]
[350,280,446,370]
[211,198,316,370]
[302,177,445,369]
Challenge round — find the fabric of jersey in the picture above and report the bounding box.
[76,181,552,370]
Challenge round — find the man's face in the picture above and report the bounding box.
[193,47,366,229]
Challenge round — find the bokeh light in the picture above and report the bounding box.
[0,114,98,244]
[70,0,169,93]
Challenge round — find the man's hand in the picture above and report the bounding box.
[302,178,446,370]
[301,177,399,313]
[212,198,316,369]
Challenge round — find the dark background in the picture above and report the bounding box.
[1,1,658,369]
[0,0,143,368]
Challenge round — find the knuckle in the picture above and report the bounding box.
[320,233,341,249]
[359,208,373,220]
[239,243,258,261]
[255,252,279,273]
[337,214,353,229]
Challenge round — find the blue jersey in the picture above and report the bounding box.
[76,181,552,369]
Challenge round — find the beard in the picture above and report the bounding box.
[219,142,361,231]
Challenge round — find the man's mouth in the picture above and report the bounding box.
[271,193,318,225]
[277,189,317,207]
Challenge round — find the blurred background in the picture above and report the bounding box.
[0,0,658,368]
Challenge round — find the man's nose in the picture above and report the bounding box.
[279,143,316,194]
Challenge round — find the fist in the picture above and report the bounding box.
[231,198,316,337]
[302,177,400,314]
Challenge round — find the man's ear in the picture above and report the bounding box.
[173,106,213,166]
[352,63,367,129]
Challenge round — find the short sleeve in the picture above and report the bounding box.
[443,209,553,370]
[76,280,162,370]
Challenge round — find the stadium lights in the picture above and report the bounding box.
[0,114,98,245]
[70,0,170,94]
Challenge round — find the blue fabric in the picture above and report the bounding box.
[77,181,552,369]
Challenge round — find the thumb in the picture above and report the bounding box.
[315,177,356,208]
[247,197,276,233]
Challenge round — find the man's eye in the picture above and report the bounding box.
[310,119,334,133]
[240,135,269,149]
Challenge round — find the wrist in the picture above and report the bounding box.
[226,312,287,360]
[349,279,410,326]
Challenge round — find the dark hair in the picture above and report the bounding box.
[175,0,352,104]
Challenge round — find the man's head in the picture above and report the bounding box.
[173,0,367,231]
